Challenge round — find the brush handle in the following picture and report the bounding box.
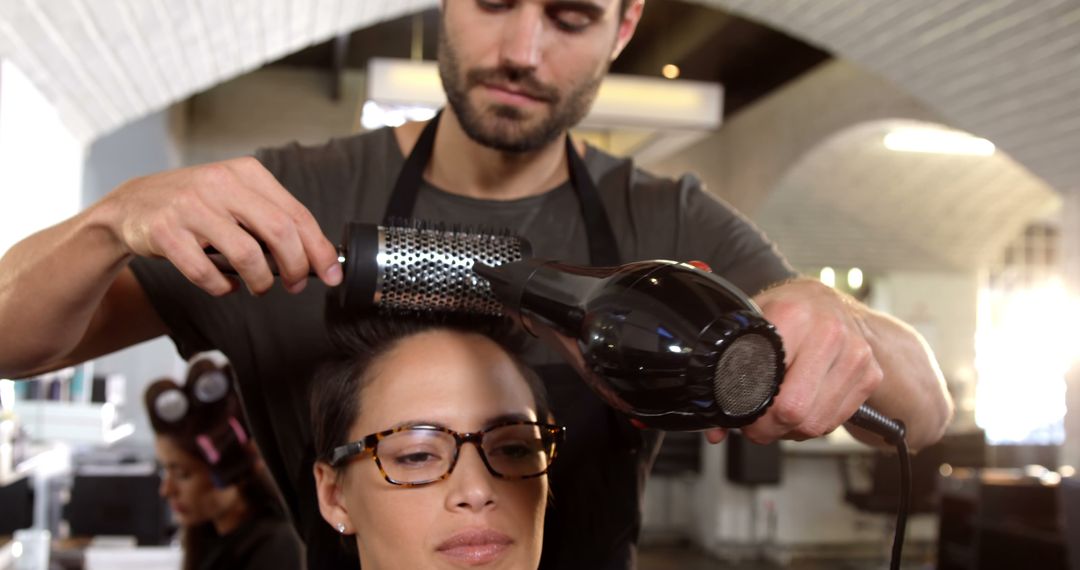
[203,244,344,277]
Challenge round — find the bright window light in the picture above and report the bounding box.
[974,279,1077,444]
[883,127,995,156]
[0,59,83,257]
[0,379,13,410]
[360,101,438,131]
[819,267,836,288]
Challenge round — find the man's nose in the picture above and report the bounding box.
[444,444,497,513]
[499,6,544,69]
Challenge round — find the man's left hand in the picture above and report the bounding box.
[705,279,883,445]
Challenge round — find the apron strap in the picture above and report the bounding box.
[565,135,621,267]
[383,110,442,223]
[384,109,622,266]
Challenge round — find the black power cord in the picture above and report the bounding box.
[890,434,912,570]
[848,408,911,570]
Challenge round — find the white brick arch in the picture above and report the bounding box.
[2,0,1076,200]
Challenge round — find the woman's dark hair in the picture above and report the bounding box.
[144,357,288,570]
[310,311,551,474]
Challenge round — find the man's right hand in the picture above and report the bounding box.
[97,157,343,296]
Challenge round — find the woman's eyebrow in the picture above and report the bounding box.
[388,419,449,430]
[484,412,535,428]
[384,412,536,432]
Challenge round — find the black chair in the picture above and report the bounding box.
[842,445,943,516]
[65,469,171,545]
[0,476,34,535]
[1061,477,1080,570]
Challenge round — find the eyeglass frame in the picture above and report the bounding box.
[327,420,567,487]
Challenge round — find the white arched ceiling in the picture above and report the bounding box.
[755,119,1060,272]
[696,0,1080,195]
[2,0,1078,195]
[1,0,1077,211]
[0,0,440,143]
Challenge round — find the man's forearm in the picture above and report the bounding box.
[853,306,954,451]
[0,208,131,377]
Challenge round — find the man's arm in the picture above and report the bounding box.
[0,209,157,377]
[0,157,341,379]
[735,278,953,451]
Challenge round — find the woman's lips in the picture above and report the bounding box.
[436,529,513,565]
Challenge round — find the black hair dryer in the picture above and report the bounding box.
[474,258,904,439]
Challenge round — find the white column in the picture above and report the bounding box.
[1061,192,1080,468]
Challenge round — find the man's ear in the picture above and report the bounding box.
[611,0,646,61]
[313,462,354,535]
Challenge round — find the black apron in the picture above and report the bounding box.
[384,112,658,570]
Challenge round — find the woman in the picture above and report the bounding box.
[145,357,304,570]
[311,315,564,569]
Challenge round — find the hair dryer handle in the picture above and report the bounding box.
[848,405,906,444]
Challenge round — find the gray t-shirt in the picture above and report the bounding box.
[130,127,794,569]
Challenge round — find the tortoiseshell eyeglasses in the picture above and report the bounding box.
[328,421,566,487]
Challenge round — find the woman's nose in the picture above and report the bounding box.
[444,445,497,512]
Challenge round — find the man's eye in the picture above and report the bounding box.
[551,10,594,32]
[477,0,512,11]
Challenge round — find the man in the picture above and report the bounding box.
[0,1,952,568]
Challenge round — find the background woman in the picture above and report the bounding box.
[145,357,304,570]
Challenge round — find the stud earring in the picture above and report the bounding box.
[336,522,346,534]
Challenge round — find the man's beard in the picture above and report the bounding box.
[437,28,604,153]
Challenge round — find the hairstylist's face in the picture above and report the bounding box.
[155,436,240,528]
[438,0,642,152]
[324,330,547,569]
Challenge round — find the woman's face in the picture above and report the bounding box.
[155,436,241,528]
[318,329,548,569]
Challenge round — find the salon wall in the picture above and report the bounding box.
[184,67,365,166]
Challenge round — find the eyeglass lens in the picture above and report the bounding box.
[377,424,554,483]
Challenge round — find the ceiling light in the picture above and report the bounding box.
[662,64,680,80]
[883,127,995,156]
[819,267,836,288]
[847,267,864,289]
